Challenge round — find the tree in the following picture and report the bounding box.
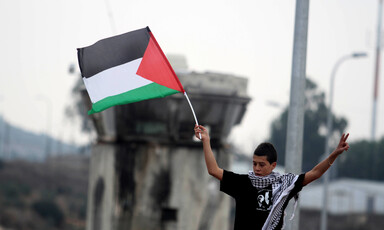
[32,199,64,227]
[338,138,384,181]
[269,78,348,172]
[65,78,94,134]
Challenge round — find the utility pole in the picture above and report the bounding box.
[371,0,383,140]
[284,0,310,230]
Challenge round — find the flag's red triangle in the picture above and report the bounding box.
[136,32,184,93]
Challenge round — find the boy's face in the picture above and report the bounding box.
[253,155,277,177]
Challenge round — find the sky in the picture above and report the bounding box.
[0,0,383,154]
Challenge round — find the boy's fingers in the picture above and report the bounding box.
[339,133,349,145]
[344,133,349,141]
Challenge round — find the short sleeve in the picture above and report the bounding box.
[296,173,306,191]
[290,173,306,198]
[220,170,244,198]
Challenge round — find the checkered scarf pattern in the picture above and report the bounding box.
[248,171,298,230]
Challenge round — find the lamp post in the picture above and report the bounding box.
[320,52,367,230]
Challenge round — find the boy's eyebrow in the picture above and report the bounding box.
[253,161,265,164]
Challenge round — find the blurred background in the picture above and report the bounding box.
[0,0,384,230]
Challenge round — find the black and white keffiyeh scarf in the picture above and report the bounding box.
[248,171,299,230]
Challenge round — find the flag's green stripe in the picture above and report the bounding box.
[88,83,180,115]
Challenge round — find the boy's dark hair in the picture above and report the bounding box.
[253,142,277,164]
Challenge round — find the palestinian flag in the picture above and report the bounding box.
[77,27,185,115]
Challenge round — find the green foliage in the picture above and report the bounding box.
[78,200,87,219]
[338,138,384,181]
[0,158,88,230]
[0,182,32,226]
[65,78,93,133]
[56,186,73,195]
[269,78,347,172]
[0,181,31,208]
[32,199,65,227]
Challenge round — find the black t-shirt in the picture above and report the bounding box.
[220,170,305,230]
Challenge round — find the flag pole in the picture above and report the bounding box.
[184,92,202,139]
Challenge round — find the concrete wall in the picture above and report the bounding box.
[86,142,231,230]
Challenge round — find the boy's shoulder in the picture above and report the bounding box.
[223,169,250,178]
[222,170,251,185]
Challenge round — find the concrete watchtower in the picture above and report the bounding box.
[83,57,251,230]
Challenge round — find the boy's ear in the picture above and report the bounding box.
[271,162,277,170]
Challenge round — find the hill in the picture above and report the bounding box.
[0,116,84,161]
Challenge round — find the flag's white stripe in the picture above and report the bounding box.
[82,58,153,103]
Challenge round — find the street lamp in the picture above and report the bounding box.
[320,52,367,230]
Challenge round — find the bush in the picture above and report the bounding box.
[32,199,64,227]
[0,181,30,208]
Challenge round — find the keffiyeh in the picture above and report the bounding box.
[248,171,299,230]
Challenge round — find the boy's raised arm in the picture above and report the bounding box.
[303,133,350,186]
[194,125,224,181]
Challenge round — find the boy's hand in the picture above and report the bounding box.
[194,125,210,142]
[303,133,350,186]
[335,133,350,155]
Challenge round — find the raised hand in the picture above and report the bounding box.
[194,125,210,141]
[335,133,350,155]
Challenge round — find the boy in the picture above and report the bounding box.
[194,125,349,230]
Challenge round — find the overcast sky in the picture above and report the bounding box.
[0,0,382,154]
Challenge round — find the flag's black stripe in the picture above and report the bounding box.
[78,27,150,78]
